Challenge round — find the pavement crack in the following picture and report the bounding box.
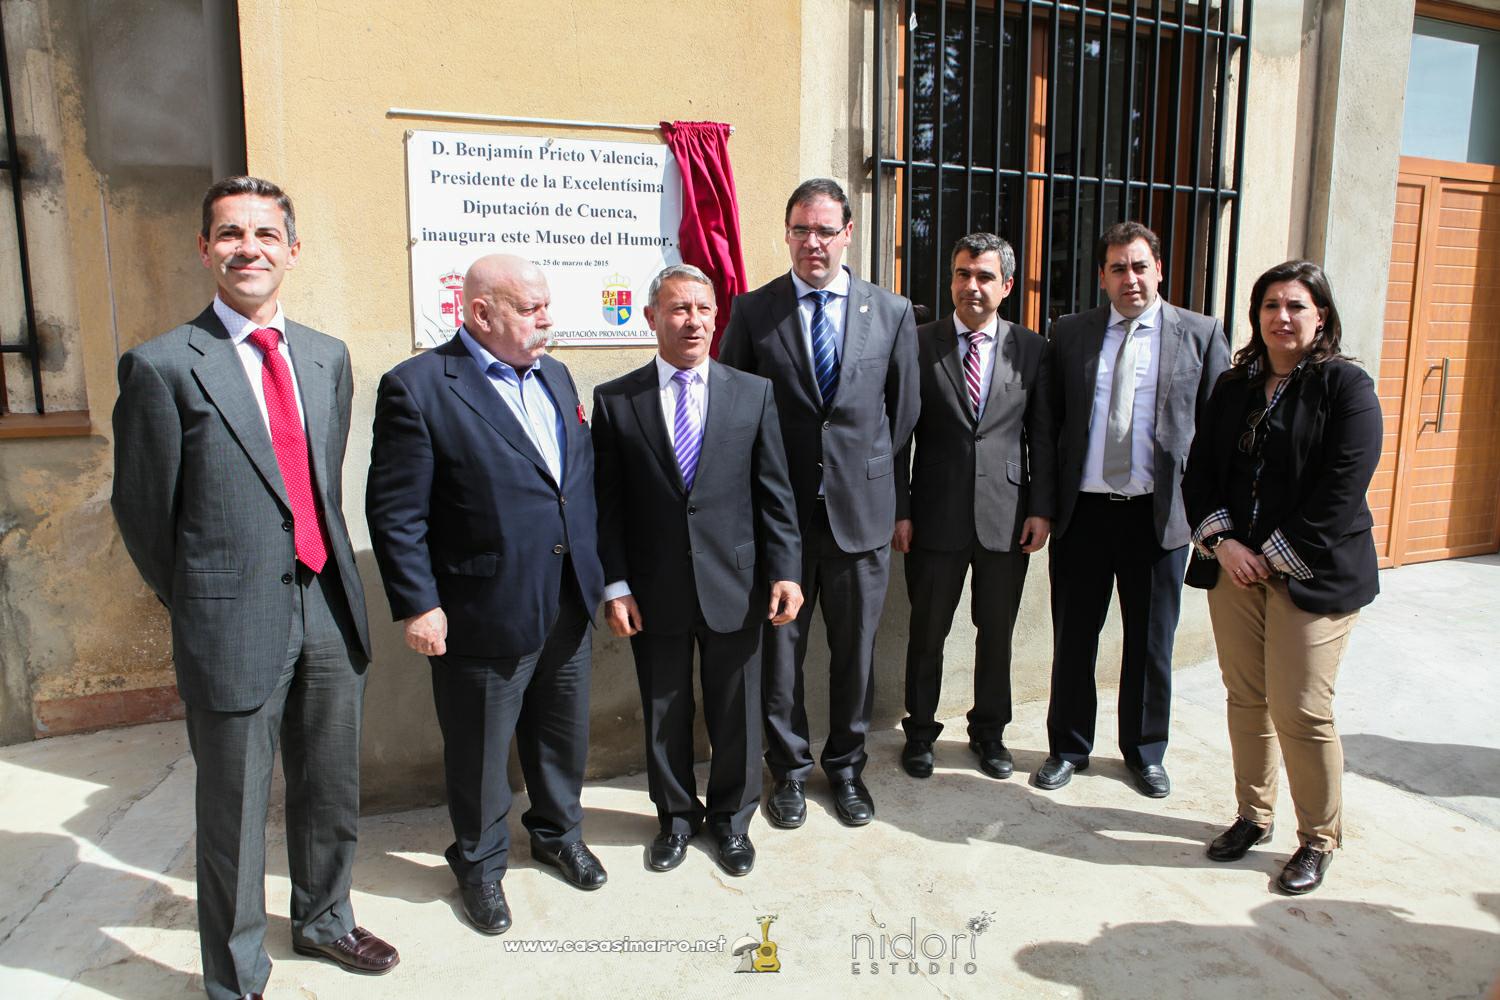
[0,866,72,949]
[91,750,193,847]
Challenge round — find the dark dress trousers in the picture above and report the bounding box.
[895,317,1056,742]
[718,271,920,782]
[1182,357,1382,611]
[111,306,372,1000]
[591,360,801,835]
[1045,302,1230,767]
[365,334,603,887]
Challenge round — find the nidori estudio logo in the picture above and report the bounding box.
[850,911,993,976]
[731,914,781,973]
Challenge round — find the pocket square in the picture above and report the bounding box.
[577,403,586,424]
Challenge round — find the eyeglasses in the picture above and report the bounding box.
[787,225,846,245]
[1238,408,1267,456]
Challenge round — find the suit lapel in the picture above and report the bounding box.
[441,337,556,487]
[188,308,289,507]
[1079,307,1109,413]
[535,354,579,485]
[935,320,976,425]
[692,362,735,493]
[841,278,873,369]
[1155,302,1185,429]
[977,323,1019,435]
[770,275,824,408]
[627,362,686,495]
[285,320,335,501]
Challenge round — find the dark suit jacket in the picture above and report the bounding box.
[1183,357,1382,614]
[110,305,371,712]
[1049,302,1230,549]
[365,334,603,659]
[717,272,920,553]
[591,360,801,635]
[895,316,1057,552]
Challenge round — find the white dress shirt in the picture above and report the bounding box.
[602,355,714,602]
[790,265,851,370]
[953,312,1001,418]
[218,296,307,435]
[1081,296,1163,495]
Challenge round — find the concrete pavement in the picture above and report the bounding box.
[1,556,1497,998]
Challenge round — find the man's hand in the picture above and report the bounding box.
[605,595,644,637]
[1215,538,1272,589]
[1020,516,1052,553]
[892,519,913,553]
[404,606,448,657]
[768,581,804,626]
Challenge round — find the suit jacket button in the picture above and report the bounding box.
[282,521,292,532]
[822,420,832,430]
[553,544,565,554]
[559,496,568,505]
[975,434,985,441]
[280,573,293,584]
[688,506,697,515]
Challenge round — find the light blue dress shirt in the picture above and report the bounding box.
[458,326,565,483]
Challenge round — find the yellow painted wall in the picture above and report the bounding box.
[236,0,805,805]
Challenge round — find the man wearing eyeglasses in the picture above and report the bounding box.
[718,178,919,830]
[1037,221,1230,798]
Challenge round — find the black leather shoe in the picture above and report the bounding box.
[969,739,1014,779]
[532,840,608,890]
[647,832,693,872]
[766,779,806,828]
[901,740,934,778]
[1127,762,1171,798]
[458,881,512,934]
[716,833,756,876]
[831,779,875,826]
[1206,817,1273,862]
[1277,845,1331,895]
[1032,756,1087,790]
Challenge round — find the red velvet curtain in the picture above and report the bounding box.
[659,121,749,356]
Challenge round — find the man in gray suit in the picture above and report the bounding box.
[892,233,1056,781]
[1037,221,1230,797]
[111,177,397,1000]
[592,264,803,876]
[718,178,920,828]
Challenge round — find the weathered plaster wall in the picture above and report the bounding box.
[0,0,215,743]
[235,0,804,807]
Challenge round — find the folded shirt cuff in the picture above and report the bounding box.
[1261,530,1314,581]
[1192,508,1235,559]
[601,580,632,601]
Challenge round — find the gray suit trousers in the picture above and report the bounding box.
[764,501,892,782]
[184,564,365,1000]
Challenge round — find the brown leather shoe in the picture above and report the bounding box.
[293,926,400,974]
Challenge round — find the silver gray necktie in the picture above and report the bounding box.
[1103,319,1139,489]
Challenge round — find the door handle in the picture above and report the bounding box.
[1423,357,1451,433]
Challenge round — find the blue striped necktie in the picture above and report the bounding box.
[808,289,840,405]
[671,368,701,491]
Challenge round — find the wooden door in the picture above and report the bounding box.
[1375,157,1500,567]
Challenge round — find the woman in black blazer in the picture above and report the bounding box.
[1182,260,1382,895]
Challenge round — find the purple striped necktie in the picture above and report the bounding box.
[671,368,701,490]
[963,328,987,416]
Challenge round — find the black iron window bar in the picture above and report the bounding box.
[0,8,45,414]
[871,0,1252,337]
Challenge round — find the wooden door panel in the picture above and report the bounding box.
[1399,178,1500,563]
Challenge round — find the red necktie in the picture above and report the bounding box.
[963,329,986,416]
[249,327,329,573]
